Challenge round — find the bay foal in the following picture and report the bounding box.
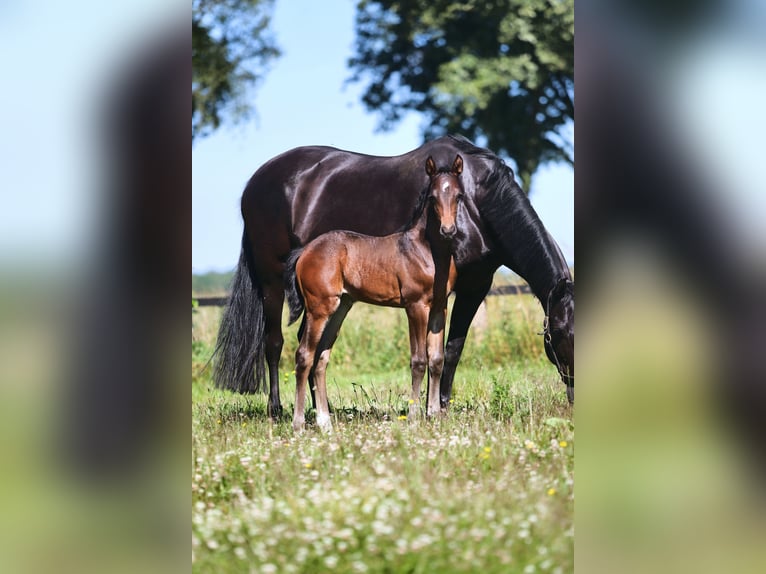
[284,155,464,431]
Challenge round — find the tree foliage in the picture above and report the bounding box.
[192,0,280,141]
[349,0,573,191]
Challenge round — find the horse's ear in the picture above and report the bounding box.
[452,154,463,175]
[425,156,436,176]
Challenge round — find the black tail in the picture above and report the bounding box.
[212,233,266,393]
[284,248,305,325]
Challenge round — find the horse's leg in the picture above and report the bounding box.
[262,280,286,420]
[426,304,447,417]
[440,283,492,410]
[293,309,332,432]
[296,315,319,410]
[311,295,353,431]
[405,303,429,420]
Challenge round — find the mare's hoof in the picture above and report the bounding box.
[268,403,284,420]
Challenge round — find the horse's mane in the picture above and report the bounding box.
[446,134,504,164]
[445,134,570,299]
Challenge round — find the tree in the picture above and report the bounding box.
[348,0,573,191]
[192,0,280,141]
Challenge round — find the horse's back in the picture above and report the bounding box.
[242,136,472,210]
[300,230,410,307]
[239,135,503,279]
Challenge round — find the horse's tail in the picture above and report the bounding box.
[284,247,305,325]
[212,232,266,393]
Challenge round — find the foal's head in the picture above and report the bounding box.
[425,154,464,240]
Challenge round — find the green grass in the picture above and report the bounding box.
[192,293,549,375]
[192,295,574,573]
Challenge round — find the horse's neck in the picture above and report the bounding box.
[398,207,450,269]
[511,231,570,304]
[402,203,430,244]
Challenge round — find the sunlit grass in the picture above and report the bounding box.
[192,369,573,573]
[192,294,572,573]
[192,293,548,379]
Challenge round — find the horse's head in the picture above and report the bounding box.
[425,154,464,240]
[544,277,574,403]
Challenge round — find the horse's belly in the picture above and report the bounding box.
[343,269,404,307]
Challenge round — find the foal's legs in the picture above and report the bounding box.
[405,303,429,420]
[426,304,448,417]
[311,295,353,431]
[297,316,320,411]
[293,296,340,432]
[294,316,331,431]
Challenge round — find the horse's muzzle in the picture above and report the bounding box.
[440,225,456,239]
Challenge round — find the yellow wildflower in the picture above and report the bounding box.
[547,488,556,496]
[559,440,568,448]
[483,446,491,453]
[397,415,407,421]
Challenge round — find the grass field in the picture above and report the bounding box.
[192,294,574,573]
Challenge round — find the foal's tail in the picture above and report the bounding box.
[212,232,266,393]
[284,248,305,326]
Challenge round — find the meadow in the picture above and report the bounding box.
[192,291,574,573]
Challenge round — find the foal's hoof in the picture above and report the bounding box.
[425,403,443,419]
[408,403,421,420]
[316,413,333,433]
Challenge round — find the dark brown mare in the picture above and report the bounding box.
[284,156,463,431]
[213,135,574,418]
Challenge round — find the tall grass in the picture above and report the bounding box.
[192,293,573,573]
[192,293,547,381]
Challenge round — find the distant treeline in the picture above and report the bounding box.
[192,270,234,295]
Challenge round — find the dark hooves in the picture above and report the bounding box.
[268,404,284,420]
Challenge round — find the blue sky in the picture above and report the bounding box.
[192,0,574,273]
